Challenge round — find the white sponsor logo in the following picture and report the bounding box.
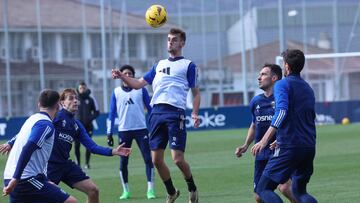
[58,132,74,144]
[256,115,273,122]
[0,123,6,136]
[186,112,226,128]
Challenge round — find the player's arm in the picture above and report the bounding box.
[106,91,118,146]
[78,120,131,156]
[142,88,152,113]
[251,80,289,156]
[112,69,148,89]
[188,62,201,128]
[4,121,54,195]
[0,135,17,155]
[235,122,256,157]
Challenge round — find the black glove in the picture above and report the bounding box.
[107,134,114,147]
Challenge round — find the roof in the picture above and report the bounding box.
[205,40,360,75]
[0,61,84,79]
[0,0,173,32]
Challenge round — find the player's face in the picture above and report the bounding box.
[283,61,290,76]
[167,34,184,56]
[61,93,78,114]
[121,69,134,87]
[258,67,273,91]
[78,85,87,94]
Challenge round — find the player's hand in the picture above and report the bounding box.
[235,144,248,158]
[112,143,132,156]
[191,113,200,128]
[251,141,266,156]
[269,140,278,150]
[0,143,12,155]
[107,134,114,147]
[2,178,17,196]
[111,69,122,79]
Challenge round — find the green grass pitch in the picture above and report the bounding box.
[1,123,359,202]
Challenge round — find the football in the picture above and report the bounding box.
[145,5,167,28]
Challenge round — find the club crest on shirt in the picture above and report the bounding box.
[256,105,260,112]
[85,99,89,104]
[62,120,66,127]
[74,123,79,131]
[271,101,275,109]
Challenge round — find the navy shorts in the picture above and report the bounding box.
[118,129,151,160]
[47,160,89,188]
[4,174,69,203]
[254,159,269,192]
[263,147,315,184]
[148,104,187,152]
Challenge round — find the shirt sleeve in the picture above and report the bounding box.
[77,120,112,156]
[12,141,38,179]
[107,91,118,135]
[249,98,256,123]
[143,63,158,85]
[142,88,152,113]
[271,80,289,128]
[28,120,55,148]
[187,62,198,88]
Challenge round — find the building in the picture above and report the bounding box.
[0,0,172,116]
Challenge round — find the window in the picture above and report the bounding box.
[10,33,24,60]
[32,33,55,59]
[62,34,81,59]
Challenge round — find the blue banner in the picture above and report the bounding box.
[1,100,359,140]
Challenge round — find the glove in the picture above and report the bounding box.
[107,134,114,147]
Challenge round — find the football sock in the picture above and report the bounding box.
[185,175,197,192]
[164,178,176,195]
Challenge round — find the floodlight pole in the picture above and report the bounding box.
[36,0,45,90]
[2,0,11,117]
[239,0,248,105]
[100,0,108,112]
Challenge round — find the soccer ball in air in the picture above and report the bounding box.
[145,5,167,28]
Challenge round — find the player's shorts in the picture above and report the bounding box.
[263,147,315,184]
[4,174,69,203]
[254,159,269,192]
[47,160,89,188]
[148,104,187,152]
[118,129,149,147]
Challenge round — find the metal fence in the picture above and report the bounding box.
[1,0,359,117]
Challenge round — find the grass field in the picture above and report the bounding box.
[1,123,360,203]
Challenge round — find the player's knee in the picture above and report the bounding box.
[172,157,185,166]
[278,183,291,194]
[64,196,78,203]
[87,185,100,198]
[254,193,263,203]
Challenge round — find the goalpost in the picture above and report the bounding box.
[275,52,360,102]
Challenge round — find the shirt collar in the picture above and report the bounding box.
[168,56,184,61]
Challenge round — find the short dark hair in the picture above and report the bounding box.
[119,64,135,76]
[79,81,87,86]
[38,89,60,109]
[60,88,77,101]
[169,28,186,42]
[281,49,305,74]
[263,63,282,80]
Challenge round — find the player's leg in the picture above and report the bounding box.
[58,161,97,203]
[291,148,317,203]
[118,131,134,199]
[149,111,179,202]
[257,148,296,203]
[168,110,198,203]
[85,128,93,169]
[74,139,81,166]
[135,129,156,199]
[72,179,99,203]
[254,160,268,203]
[278,179,298,203]
[256,175,283,203]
